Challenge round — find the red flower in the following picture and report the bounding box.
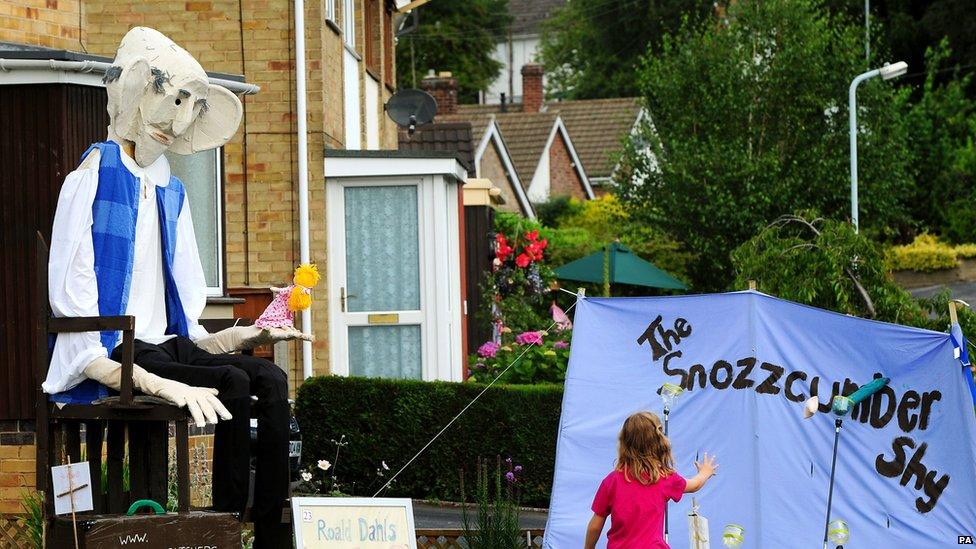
[525,229,539,242]
[515,253,531,268]
[526,242,544,261]
[495,234,514,261]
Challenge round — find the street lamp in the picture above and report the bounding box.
[849,61,907,233]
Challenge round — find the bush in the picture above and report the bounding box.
[888,234,959,272]
[470,330,571,384]
[295,376,563,508]
[955,243,976,259]
[546,226,599,266]
[946,196,976,245]
[534,196,582,228]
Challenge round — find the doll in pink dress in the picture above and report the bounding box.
[255,264,320,329]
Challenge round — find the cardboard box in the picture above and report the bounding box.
[50,511,240,548]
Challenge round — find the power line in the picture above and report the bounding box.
[372,296,581,497]
[399,0,626,41]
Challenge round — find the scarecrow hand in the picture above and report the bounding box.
[84,357,232,427]
[239,325,315,349]
[195,325,314,354]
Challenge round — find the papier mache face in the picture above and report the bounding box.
[104,27,243,167]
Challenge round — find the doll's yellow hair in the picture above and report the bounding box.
[293,263,320,288]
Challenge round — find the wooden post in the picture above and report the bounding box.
[748,280,757,291]
[65,459,80,549]
[949,301,976,374]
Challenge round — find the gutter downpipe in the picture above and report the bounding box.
[0,58,260,94]
[295,0,314,380]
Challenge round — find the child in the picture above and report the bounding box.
[584,411,718,549]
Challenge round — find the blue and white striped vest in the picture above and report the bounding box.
[52,141,190,404]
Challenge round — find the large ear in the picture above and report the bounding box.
[177,84,243,154]
[105,56,151,132]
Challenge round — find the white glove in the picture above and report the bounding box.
[83,356,233,427]
[194,324,314,355]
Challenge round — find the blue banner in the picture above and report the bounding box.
[545,292,976,548]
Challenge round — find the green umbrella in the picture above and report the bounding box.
[554,241,688,296]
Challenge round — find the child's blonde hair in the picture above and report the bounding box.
[616,411,675,485]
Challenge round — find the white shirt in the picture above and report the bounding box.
[43,144,210,394]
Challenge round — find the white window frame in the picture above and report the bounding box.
[343,48,362,150]
[167,148,224,297]
[343,0,356,48]
[325,0,336,22]
[364,74,380,149]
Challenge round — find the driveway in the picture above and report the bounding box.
[412,501,548,530]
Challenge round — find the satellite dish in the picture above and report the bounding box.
[385,89,437,135]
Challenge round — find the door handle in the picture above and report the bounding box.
[340,287,358,312]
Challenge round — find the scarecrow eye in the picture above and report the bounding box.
[176,89,191,106]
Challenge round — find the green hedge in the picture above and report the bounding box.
[295,376,563,507]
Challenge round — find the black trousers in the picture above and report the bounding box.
[113,336,289,547]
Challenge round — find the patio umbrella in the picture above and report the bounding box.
[554,241,688,296]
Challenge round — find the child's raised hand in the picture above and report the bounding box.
[695,452,719,478]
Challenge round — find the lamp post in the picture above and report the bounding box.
[848,61,907,233]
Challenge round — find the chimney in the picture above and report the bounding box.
[420,70,458,116]
[521,63,544,113]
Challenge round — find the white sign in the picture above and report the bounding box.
[51,462,93,516]
[291,497,417,549]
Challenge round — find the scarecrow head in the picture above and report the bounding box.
[104,27,242,167]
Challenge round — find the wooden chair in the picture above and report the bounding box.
[34,232,192,525]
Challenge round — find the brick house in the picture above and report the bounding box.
[0,0,474,513]
[459,64,647,200]
[423,72,534,218]
[442,65,593,206]
[481,0,565,105]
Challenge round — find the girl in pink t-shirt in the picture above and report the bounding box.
[584,411,719,549]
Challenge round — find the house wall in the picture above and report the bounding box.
[0,0,401,513]
[0,0,84,49]
[548,130,586,200]
[484,34,540,105]
[480,139,524,215]
[82,0,400,383]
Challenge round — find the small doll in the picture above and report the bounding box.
[255,264,321,329]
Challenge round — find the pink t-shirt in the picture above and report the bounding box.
[591,469,687,549]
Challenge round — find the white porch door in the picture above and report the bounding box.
[329,179,424,379]
[326,159,465,382]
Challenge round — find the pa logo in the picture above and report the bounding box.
[959,534,974,544]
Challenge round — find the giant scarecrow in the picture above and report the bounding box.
[42,27,307,546]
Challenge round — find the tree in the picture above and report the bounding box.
[395,0,511,102]
[732,212,976,345]
[732,214,922,322]
[538,0,713,100]
[902,42,976,242]
[823,0,976,97]
[616,0,914,291]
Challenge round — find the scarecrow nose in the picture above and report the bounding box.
[172,103,195,136]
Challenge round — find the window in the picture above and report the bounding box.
[343,0,356,48]
[344,49,362,149]
[365,75,380,149]
[165,149,224,296]
[325,0,336,22]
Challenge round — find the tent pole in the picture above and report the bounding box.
[822,418,843,549]
[664,406,670,543]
